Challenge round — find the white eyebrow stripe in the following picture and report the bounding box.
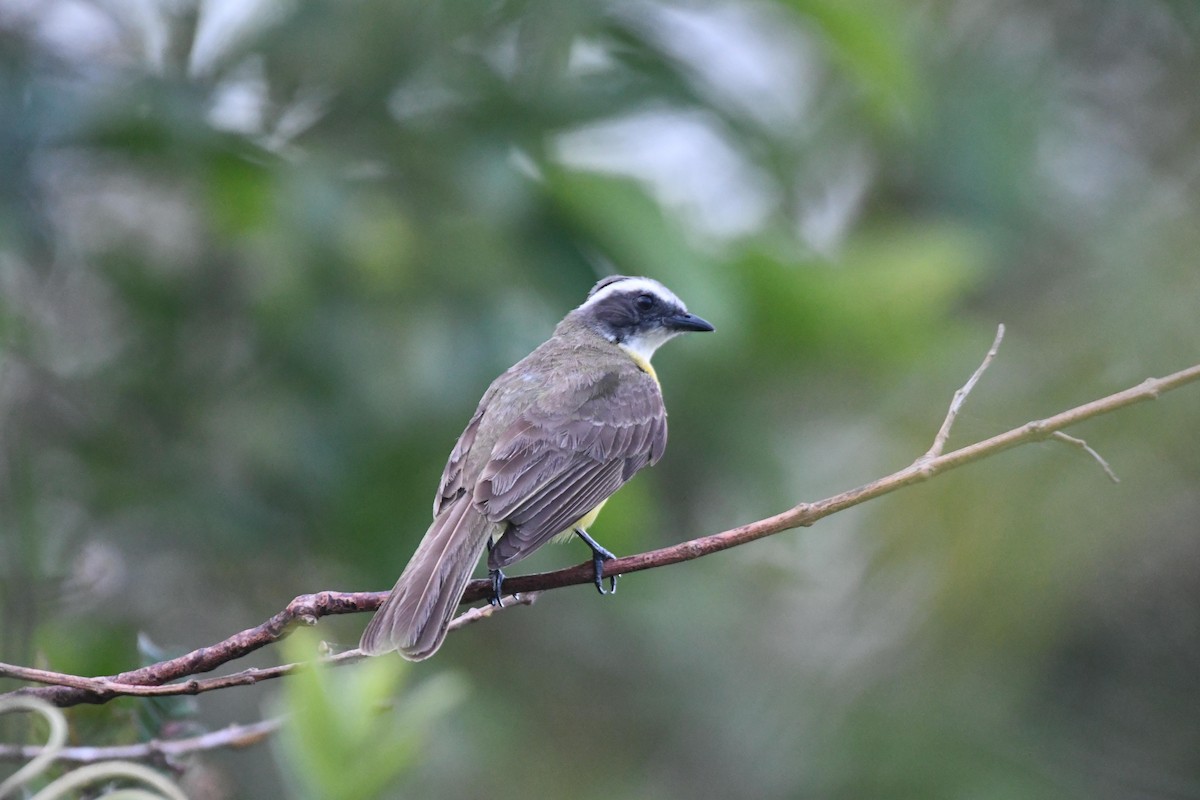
[578,277,685,311]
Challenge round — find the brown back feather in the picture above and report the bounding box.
[479,366,666,569]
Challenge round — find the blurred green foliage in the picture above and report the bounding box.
[1,0,1199,798]
[271,631,464,800]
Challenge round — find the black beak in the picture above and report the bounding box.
[666,312,715,333]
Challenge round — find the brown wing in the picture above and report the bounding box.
[476,368,667,568]
[433,402,486,517]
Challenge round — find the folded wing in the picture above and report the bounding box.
[476,368,667,568]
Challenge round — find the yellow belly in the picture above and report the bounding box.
[550,499,608,543]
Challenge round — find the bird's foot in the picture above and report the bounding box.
[575,528,618,595]
[488,568,506,607]
[485,535,507,606]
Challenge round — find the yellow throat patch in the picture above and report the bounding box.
[618,344,659,385]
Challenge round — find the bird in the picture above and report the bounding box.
[360,275,713,660]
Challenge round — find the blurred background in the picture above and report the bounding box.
[2,0,1199,797]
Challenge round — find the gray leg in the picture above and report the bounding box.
[575,528,617,595]
[486,536,505,607]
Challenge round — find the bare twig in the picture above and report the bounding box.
[921,324,1006,461]
[451,361,1200,604]
[1051,432,1120,483]
[4,360,1200,709]
[0,719,282,766]
[0,645,368,700]
[447,591,540,630]
[1,591,384,707]
[0,593,539,706]
[0,595,542,767]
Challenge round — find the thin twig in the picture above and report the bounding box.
[0,596,543,766]
[1051,432,1120,483]
[4,360,1200,708]
[0,718,282,766]
[921,323,1006,461]
[447,591,540,630]
[0,651,364,698]
[0,591,382,706]
[0,593,538,703]
[449,361,1200,604]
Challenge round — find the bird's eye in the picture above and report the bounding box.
[635,294,656,312]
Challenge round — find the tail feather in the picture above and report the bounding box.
[360,498,495,660]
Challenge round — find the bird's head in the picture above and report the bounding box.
[571,275,714,361]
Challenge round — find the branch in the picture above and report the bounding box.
[0,719,282,766]
[921,323,1005,460]
[456,360,1200,603]
[4,357,1200,709]
[1,592,537,707]
[1050,431,1120,483]
[2,592,382,707]
[0,595,532,768]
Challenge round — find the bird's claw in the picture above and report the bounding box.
[488,568,506,607]
[592,552,618,595]
[575,528,618,596]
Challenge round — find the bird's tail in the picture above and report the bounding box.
[360,498,495,660]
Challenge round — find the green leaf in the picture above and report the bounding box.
[271,630,466,800]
